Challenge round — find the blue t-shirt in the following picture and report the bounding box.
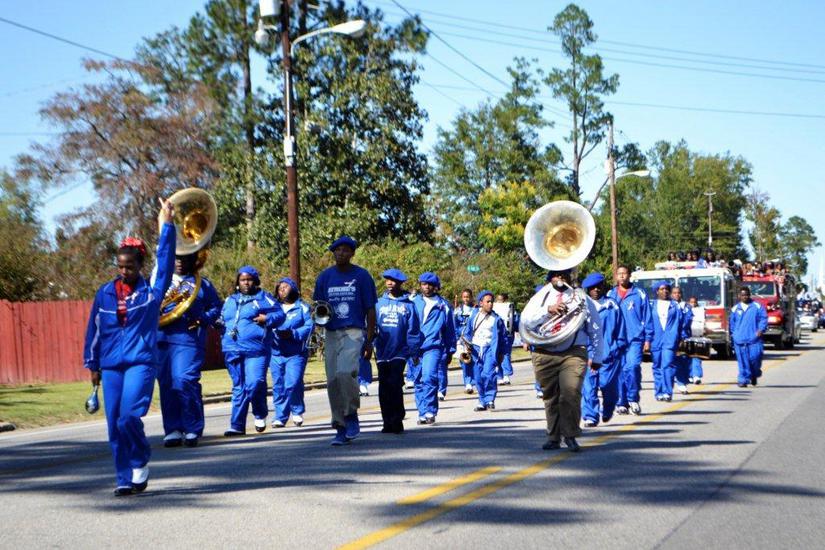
[313,264,378,330]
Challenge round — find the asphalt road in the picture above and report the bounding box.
[2,332,825,549]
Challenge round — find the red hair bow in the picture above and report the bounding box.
[119,236,147,257]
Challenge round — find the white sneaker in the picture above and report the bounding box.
[535,389,544,399]
[438,392,446,401]
[502,376,511,385]
[688,377,695,384]
[359,384,369,396]
[271,419,285,428]
[693,378,702,385]
[254,418,266,432]
[464,384,474,394]
[676,384,689,395]
[629,402,642,415]
[163,430,183,447]
[132,465,149,491]
[404,380,414,390]
[292,415,303,427]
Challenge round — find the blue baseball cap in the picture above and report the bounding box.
[328,235,358,252]
[277,277,299,293]
[581,272,605,290]
[418,272,441,288]
[382,268,408,283]
[476,290,494,303]
[237,265,260,284]
[654,280,672,291]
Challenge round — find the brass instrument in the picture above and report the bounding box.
[311,301,332,327]
[519,201,596,347]
[158,188,218,328]
[458,335,474,365]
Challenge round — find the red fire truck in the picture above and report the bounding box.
[740,274,798,349]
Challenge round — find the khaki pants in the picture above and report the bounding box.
[324,328,363,428]
[532,347,587,440]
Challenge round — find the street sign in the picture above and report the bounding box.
[467,265,481,274]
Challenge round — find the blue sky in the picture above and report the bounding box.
[1,1,823,283]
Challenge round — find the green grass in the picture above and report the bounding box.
[0,350,529,430]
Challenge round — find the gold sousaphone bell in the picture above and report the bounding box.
[158,188,218,327]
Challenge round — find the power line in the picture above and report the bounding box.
[389,0,510,88]
[0,16,125,61]
[372,0,825,71]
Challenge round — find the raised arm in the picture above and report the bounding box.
[151,198,176,298]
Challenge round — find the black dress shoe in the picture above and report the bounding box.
[392,423,405,434]
[163,438,182,448]
[113,486,134,497]
[750,376,758,386]
[381,425,392,433]
[133,481,148,493]
[564,437,581,452]
[542,439,561,450]
[224,429,245,437]
[183,436,198,448]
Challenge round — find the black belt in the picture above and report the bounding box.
[533,345,586,356]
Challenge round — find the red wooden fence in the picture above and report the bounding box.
[0,300,224,385]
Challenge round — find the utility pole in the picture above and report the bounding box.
[280,0,301,287]
[607,120,619,280]
[704,190,716,249]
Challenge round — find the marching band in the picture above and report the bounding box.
[83,191,768,496]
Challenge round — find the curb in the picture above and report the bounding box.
[201,357,532,405]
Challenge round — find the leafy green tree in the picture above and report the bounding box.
[431,58,565,250]
[545,3,619,196]
[745,188,783,263]
[0,172,46,300]
[779,215,820,275]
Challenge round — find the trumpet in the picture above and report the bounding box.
[458,335,474,365]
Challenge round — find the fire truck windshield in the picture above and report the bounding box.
[677,275,722,306]
[741,281,776,297]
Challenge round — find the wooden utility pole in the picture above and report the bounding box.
[608,120,618,280]
[280,0,301,287]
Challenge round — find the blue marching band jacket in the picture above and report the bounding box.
[651,299,684,352]
[413,294,457,355]
[270,279,314,358]
[729,301,768,345]
[219,290,284,356]
[607,285,654,345]
[83,223,176,371]
[593,296,626,363]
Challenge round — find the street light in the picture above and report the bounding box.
[256,2,366,288]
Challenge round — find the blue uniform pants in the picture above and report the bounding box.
[102,364,156,487]
[735,342,763,385]
[690,357,704,379]
[405,358,420,383]
[652,348,677,397]
[581,355,621,423]
[157,342,204,436]
[437,352,450,395]
[358,357,373,386]
[270,354,307,423]
[415,349,442,417]
[674,354,692,386]
[225,352,269,431]
[473,346,498,405]
[497,336,514,379]
[617,342,644,406]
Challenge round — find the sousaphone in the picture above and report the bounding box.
[158,188,218,327]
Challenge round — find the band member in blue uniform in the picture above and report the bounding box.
[650,281,684,402]
[412,272,456,424]
[670,286,694,395]
[729,287,768,387]
[157,252,223,448]
[608,265,653,416]
[580,273,625,427]
[454,288,476,393]
[313,236,378,445]
[461,290,507,411]
[522,270,603,452]
[687,296,704,384]
[220,266,283,436]
[375,269,421,433]
[269,277,314,428]
[495,293,517,385]
[83,198,175,496]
